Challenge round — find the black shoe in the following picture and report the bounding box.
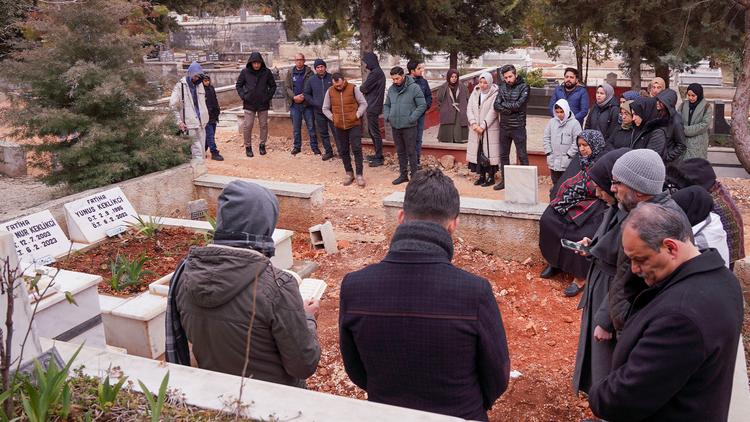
[564,282,584,297]
[540,265,559,279]
[481,178,495,187]
[392,175,409,185]
[211,152,224,161]
[493,181,505,191]
[368,158,383,167]
[474,176,486,186]
[245,147,254,157]
[291,147,301,155]
[259,143,267,155]
[321,152,333,161]
[366,154,378,161]
[313,148,322,155]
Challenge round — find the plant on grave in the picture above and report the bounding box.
[0,0,189,192]
[96,368,127,411]
[128,215,164,239]
[108,254,154,292]
[19,345,82,422]
[138,371,169,422]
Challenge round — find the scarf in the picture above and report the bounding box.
[212,230,276,257]
[687,83,704,125]
[389,220,454,261]
[596,83,615,107]
[446,69,461,112]
[550,130,605,217]
[578,129,606,168]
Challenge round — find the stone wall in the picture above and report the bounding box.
[172,21,288,53]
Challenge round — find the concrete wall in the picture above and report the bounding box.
[172,21,288,54]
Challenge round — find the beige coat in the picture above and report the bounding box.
[466,84,500,166]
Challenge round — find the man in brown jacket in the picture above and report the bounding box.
[169,180,321,388]
[322,73,368,187]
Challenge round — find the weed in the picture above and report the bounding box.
[108,254,154,292]
[129,216,163,239]
[19,345,82,422]
[138,371,169,422]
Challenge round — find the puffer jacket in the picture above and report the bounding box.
[656,90,687,162]
[176,244,320,388]
[585,97,619,141]
[544,99,583,172]
[493,75,530,128]
[383,75,426,129]
[235,52,277,112]
[170,77,209,129]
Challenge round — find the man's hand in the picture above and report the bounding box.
[304,299,320,318]
[294,94,305,104]
[178,122,187,132]
[594,325,612,342]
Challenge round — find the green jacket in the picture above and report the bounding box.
[680,99,712,160]
[383,75,427,129]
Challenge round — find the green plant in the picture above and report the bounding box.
[108,254,154,292]
[138,371,169,422]
[204,215,217,243]
[128,216,163,238]
[518,68,547,88]
[96,370,127,410]
[19,346,82,422]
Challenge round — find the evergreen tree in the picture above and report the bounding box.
[1,0,189,191]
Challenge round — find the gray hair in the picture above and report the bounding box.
[623,203,693,250]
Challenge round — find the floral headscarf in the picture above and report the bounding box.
[551,129,607,218]
[577,129,606,168]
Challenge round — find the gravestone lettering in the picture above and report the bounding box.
[2,210,72,265]
[63,187,138,243]
[187,199,208,220]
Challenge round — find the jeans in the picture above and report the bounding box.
[204,122,219,154]
[334,126,364,175]
[313,110,335,154]
[242,110,268,147]
[366,111,383,159]
[290,103,318,151]
[415,114,425,159]
[392,126,418,178]
[499,126,529,180]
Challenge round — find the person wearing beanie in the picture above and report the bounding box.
[406,59,432,161]
[304,58,336,160]
[572,147,629,398]
[680,82,712,160]
[169,61,209,160]
[167,180,321,387]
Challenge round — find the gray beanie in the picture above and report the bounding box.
[612,149,665,195]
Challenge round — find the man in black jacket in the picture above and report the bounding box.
[303,59,335,161]
[202,75,224,161]
[339,168,510,421]
[493,64,530,190]
[589,203,743,422]
[360,52,386,167]
[236,52,276,157]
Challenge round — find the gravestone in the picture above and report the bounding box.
[63,187,139,244]
[714,101,731,135]
[2,210,73,265]
[187,199,208,220]
[159,50,175,62]
[0,140,27,177]
[504,165,538,205]
[186,52,201,63]
[207,52,219,62]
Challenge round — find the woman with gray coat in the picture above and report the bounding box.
[466,72,500,187]
[437,69,469,143]
[680,83,712,159]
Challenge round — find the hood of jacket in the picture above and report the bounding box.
[656,89,678,116]
[553,98,574,125]
[246,52,267,73]
[363,52,380,70]
[181,245,269,308]
[213,180,279,256]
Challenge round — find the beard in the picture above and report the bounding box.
[564,81,576,90]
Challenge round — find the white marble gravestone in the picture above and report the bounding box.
[504,165,538,205]
[63,187,139,243]
[2,210,73,265]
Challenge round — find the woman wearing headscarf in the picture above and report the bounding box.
[436,69,469,144]
[585,82,619,140]
[538,130,609,297]
[572,147,630,397]
[655,89,687,163]
[673,185,729,267]
[609,100,634,149]
[466,72,500,187]
[629,97,667,158]
[680,83,712,159]
[649,77,666,97]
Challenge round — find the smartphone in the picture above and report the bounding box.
[561,238,590,254]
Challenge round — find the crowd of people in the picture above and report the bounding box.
[167,53,745,422]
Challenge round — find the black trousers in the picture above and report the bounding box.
[366,111,383,159]
[499,126,529,179]
[392,126,418,178]
[334,125,364,175]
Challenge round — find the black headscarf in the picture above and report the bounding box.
[665,157,717,191]
[687,83,704,124]
[446,69,459,95]
[589,148,631,198]
[630,97,659,127]
[673,185,714,226]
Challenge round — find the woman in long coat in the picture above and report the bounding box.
[680,83,712,160]
[436,69,469,143]
[466,72,500,187]
[585,83,620,141]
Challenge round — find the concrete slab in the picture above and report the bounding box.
[729,339,750,422]
[505,165,539,205]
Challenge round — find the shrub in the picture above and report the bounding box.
[517,68,547,88]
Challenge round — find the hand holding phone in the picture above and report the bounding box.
[561,238,591,254]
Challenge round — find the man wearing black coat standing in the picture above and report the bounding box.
[235,52,276,157]
[493,64,530,190]
[339,168,510,421]
[589,202,743,422]
[360,52,386,167]
[202,75,224,161]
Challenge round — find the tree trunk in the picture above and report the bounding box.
[449,51,458,70]
[654,63,670,88]
[629,47,642,90]
[359,0,374,79]
[570,29,584,73]
[732,2,750,174]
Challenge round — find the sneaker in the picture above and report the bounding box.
[368,158,384,167]
[211,152,224,161]
[245,147,254,158]
[259,143,267,156]
[356,175,366,187]
[564,281,584,297]
[321,152,333,161]
[392,175,409,185]
[342,172,355,186]
[493,181,505,191]
[291,147,301,155]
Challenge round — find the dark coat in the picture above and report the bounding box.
[585,97,620,141]
[631,120,668,158]
[235,52,277,112]
[656,90,687,163]
[285,64,313,106]
[436,82,469,126]
[303,72,333,111]
[339,221,510,421]
[493,75,530,128]
[608,126,633,149]
[412,75,433,111]
[204,84,220,124]
[589,249,743,422]
[549,84,589,125]
[360,52,386,114]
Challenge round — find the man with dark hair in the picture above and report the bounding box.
[360,52,386,167]
[202,75,224,161]
[236,52,276,157]
[304,58,336,161]
[286,53,319,156]
[384,66,426,185]
[589,202,742,422]
[339,168,510,421]
[406,59,432,161]
[493,64,530,190]
[322,73,368,187]
[548,67,589,125]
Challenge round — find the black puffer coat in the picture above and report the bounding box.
[656,90,687,163]
[585,97,620,141]
[235,52,277,112]
[493,75,529,128]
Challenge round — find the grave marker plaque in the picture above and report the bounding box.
[63,187,138,243]
[2,210,72,264]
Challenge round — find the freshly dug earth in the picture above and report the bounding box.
[55,227,205,296]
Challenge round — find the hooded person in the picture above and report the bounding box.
[585,82,619,141]
[167,181,321,387]
[236,52,277,157]
[544,98,583,186]
[466,72,500,187]
[629,97,667,157]
[673,186,729,267]
[655,89,687,162]
[170,61,210,160]
[436,69,469,144]
[360,52,387,166]
[680,83,712,160]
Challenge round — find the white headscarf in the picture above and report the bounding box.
[479,72,494,93]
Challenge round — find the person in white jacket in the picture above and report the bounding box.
[673,186,730,267]
[544,98,582,186]
[170,61,210,161]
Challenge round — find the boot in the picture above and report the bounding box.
[474,172,486,186]
[540,265,560,279]
[321,151,333,161]
[245,146,254,157]
[392,175,409,185]
[211,152,224,161]
[291,147,301,155]
[481,171,496,187]
[259,142,267,155]
[356,175,366,187]
[342,171,355,186]
[312,148,322,155]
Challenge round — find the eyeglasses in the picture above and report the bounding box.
[611,180,622,186]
